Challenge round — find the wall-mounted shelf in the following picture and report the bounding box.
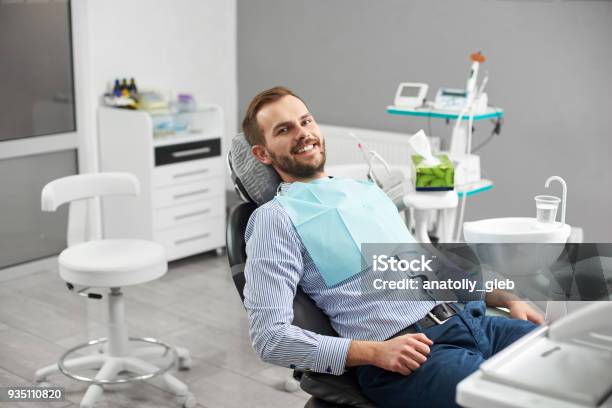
[386,105,504,121]
[456,179,493,197]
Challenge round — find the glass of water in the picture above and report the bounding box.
[535,195,561,224]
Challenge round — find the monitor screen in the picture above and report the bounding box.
[0,0,76,142]
[400,86,421,98]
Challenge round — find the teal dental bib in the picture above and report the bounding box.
[275,177,416,287]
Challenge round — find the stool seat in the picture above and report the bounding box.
[59,239,167,287]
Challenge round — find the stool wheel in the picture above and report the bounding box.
[176,393,197,408]
[35,381,54,388]
[284,377,300,393]
[178,355,192,371]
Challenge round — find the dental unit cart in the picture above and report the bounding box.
[386,103,502,191]
[387,52,503,242]
[98,106,226,261]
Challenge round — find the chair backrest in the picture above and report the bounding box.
[41,172,140,246]
[226,132,338,336]
[227,134,281,206]
[226,202,338,337]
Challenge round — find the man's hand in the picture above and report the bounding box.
[507,301,545,324]
[486,290,545,325]
[346,333,433,376]
[374,333,433,375]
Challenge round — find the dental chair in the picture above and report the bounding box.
[226,134,377,408]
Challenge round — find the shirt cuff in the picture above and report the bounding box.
[312,336,352,375]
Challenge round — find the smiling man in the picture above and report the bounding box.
[244,88,326,182]
[241,86,542,408]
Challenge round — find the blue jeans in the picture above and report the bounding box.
[356,301,537,408]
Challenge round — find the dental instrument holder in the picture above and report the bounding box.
[450,72,489,158]
[350,133,406,202]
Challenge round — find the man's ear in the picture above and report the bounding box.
[251,144,273,165]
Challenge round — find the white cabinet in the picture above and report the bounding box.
[98,106,226,261]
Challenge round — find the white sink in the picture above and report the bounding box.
[463,218,571,279]
[462,177,573,320]
[464,217,571,244]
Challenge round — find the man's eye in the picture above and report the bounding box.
[278,127,288,134]
[302,119,312,126]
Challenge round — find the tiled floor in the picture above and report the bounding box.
[0,252,311,408]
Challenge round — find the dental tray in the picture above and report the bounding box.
[479,336,612,406]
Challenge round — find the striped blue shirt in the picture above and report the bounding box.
[244,183,440,375]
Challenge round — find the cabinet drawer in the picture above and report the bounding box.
[153,178,225,209]
[153,157,224,188]
[155,138,221,166]
[155,218,225,261]
[154,196,224,230]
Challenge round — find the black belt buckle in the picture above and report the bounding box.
[427,303,456,325]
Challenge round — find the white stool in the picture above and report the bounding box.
[34,173,196,408]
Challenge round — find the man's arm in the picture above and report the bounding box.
[244,205,351,375]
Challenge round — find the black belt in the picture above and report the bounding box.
[388,303,460,339]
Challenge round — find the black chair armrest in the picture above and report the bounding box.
[300,370,378,408]
[304,397,350,408]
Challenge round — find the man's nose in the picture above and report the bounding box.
[295,124,310,140]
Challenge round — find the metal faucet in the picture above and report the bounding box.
[545,176,567,225]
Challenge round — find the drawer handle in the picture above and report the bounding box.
[173,188,209,199]
[174,209,211,221]
[173,169,209,179]
[172,147,211,158]
[175,233,210,245]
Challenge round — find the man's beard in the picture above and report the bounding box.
[268,140,326,179]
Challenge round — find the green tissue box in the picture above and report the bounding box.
[411,154,454,191]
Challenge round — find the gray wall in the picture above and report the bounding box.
[238,0,612,241]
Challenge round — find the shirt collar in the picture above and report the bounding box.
[275,181,293,196]
[277,176,333,195]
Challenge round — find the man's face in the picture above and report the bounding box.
[252,95,326,181]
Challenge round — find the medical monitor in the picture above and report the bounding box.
[394,82,428,108]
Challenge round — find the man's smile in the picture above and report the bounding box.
[292,139,321,156]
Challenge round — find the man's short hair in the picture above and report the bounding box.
[242,86,305,146]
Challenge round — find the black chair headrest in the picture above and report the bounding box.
[228,133,281,205]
